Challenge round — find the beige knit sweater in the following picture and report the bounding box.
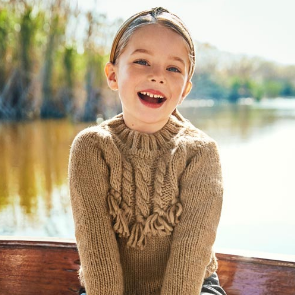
[69,110,223,295]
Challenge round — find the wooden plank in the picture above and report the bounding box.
[1,237,295,294]
[0,238,80,295]
[216,252,295,295]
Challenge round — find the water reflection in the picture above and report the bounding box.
[0,98,295,254]
[179,101,281,145]
[0,119,91,237]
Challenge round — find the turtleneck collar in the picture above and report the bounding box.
[101,109,187,158]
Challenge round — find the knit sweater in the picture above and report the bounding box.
[68,110,223,295]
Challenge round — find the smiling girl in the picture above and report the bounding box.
[69,7,226,295]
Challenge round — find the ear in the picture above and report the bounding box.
[105,62,118,91]
[178,81,192,104]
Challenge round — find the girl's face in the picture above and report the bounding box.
[105,24,192,133]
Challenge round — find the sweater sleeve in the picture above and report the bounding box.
[68,130,124,295]
[160,140,223,295]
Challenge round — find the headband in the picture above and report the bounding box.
[110,8,170,64]
[109,7,195,79]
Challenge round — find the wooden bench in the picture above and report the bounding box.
[0,237,295,294]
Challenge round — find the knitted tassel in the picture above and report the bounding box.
[144,213,173,237]
[107,187,183,249]
[127,222,146,250]
[121,201,133,223]
[156,215,173,235]
[107,189,130,238]
[113,211,130,237]
[144,214,159,236]
[137,224,147,249]
[166,202,183,225]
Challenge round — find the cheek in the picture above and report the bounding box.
[119,68,139,86]
[126,66,145,78]
[117,69,131,89]
[171,76,187,92]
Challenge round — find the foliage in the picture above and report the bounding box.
[189,73,227,100]
[190,43,295,102]
[0,1,294,121]
[0,0,117,121]
[0,8,11,92]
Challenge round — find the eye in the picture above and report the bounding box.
[167,66,181,73]
[134,59,149,66]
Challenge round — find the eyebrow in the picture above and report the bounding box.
[131,49,186,66]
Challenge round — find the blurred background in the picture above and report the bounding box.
[0,0,294,256]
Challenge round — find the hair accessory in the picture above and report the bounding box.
[110,7,169,64]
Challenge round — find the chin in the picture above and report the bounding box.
[139,114,166,124]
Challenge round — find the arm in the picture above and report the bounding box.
[68,130,124,295]
[161,141,223,295]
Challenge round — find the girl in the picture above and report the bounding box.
[69,7,226,295]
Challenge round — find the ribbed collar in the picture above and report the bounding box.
[102,109,187,158]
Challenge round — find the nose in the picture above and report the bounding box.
[150,77,165,84]
[148,67,166,84]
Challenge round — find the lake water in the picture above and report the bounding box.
[1,98,295,257]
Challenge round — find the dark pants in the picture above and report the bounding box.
[201,272,227,295]
[79,272,227,295]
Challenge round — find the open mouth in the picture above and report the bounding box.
[138,91,167,105]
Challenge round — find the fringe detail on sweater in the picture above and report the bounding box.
[107,189,130,238]
[107,188,183,250]
[127,222,146,249]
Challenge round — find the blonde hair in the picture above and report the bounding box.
[109,7,195,80]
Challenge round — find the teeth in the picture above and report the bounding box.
[140,91,164,98]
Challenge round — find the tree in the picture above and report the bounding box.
[40,0,69,118]
[0,1,39,119]
[81,11,107,121]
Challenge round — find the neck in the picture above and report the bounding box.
[106,111,185,157]
[122,114,169,134]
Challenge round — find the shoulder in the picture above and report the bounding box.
[70,126,102,152]
[70,119,117,155]
[172,109,218,151]
[176,119,219,156]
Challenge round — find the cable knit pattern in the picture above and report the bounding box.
[69,109,223,295]
[121,158,134,223]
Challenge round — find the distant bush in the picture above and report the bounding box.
[0,1,294,121]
